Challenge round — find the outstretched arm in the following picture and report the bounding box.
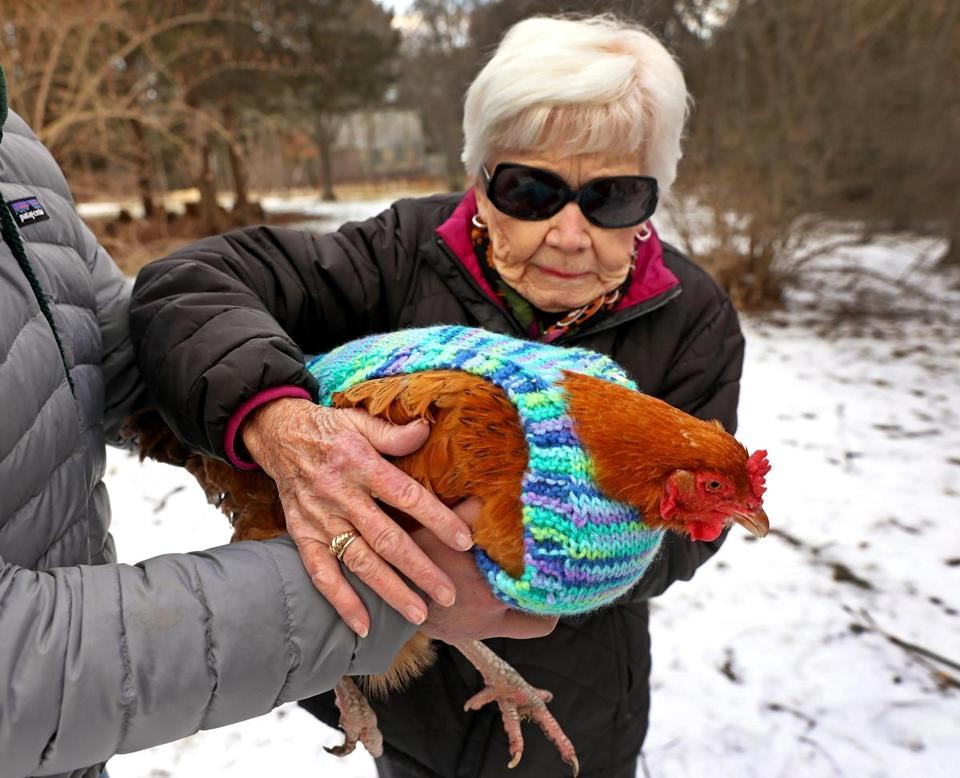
[130,216,472,635]
[0,537,416,776]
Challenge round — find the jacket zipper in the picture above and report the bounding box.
[0,193,75,394]
[561,285,683,344]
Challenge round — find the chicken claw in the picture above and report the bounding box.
[325,677,383,758]
[453,640,579,776]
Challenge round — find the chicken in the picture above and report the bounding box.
[127,326,771,776]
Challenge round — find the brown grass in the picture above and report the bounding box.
[87,179,453,275]
[87,210,316,276]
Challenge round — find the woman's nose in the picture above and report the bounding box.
[545,202,591,252]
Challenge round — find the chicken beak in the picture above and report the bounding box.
[731,508,769,538]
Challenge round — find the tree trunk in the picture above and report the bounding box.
[196,132,221,234]
[444,149,463,193]
[222,105,250,216]
[941,233,960,268]
[315,121,337,202]
[939,209,960,268]
[129,120,156,220]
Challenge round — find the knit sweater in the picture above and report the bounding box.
[308,325,665,616]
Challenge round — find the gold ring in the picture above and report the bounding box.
[329,530,360,561]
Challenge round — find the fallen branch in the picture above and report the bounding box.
[852,608,960,689]
[798,265,943,305]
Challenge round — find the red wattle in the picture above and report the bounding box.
[688,521,724,542]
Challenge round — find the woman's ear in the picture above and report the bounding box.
[473,183,494,226]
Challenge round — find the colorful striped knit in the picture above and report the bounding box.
[306,326,664,616]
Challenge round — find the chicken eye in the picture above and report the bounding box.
[706,480,722,492]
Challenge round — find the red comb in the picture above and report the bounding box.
[746,449,771,499]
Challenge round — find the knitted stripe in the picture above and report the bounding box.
[307,325,664,616]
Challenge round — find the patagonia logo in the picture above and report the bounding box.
[7,196,50,227]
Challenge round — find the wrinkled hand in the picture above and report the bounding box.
[241,397,473,637]
[416,500,559,643]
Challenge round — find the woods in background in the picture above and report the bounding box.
[2,0,397,231]
[1,0,957,305]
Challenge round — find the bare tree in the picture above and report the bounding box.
[398,0,481,191]
[470,0,691,49]
[0,1,313,228]
[283,0,400,201]
[673,0,960,307]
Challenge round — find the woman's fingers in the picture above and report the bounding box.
[289,487,455,628]
[345,409,474,551]
[452,497,484,525]
[346,410,431,457]
[294,534,372,637]
[348,495,457,608]
[338,536,430,625]
[246,400,476,630]
[363,456,474,552]
[498,612,560,640]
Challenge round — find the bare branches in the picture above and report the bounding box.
[674,0,960,308]
[34,9,254,151]
[851,608,960,690]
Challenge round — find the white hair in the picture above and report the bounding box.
[462,15,690,192]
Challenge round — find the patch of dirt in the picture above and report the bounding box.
[87,204,316,275]
[831,562,875,590]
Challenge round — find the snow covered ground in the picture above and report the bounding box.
[105,199,959,778]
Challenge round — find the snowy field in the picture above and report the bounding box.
[105,199,959,778]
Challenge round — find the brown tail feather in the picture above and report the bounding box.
[123,409,285,541]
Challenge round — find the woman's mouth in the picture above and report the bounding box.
[535,266,590,280]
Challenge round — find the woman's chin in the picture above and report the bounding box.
[516,281,601,312]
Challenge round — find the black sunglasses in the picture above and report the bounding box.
[481,162,658,229]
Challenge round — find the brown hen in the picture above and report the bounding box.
[128,368,771,775]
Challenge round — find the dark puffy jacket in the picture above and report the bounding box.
[0,75,416,778]
[130,192,744,778]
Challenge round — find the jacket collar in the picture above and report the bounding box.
[435,190,681,318]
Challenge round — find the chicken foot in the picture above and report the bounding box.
[452,639,580,776]
[325,677,383,758]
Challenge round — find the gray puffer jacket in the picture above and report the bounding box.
[0,74,416,778]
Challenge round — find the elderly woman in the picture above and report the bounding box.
[130,15,744,778]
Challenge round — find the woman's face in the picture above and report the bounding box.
[474,150,643,312]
